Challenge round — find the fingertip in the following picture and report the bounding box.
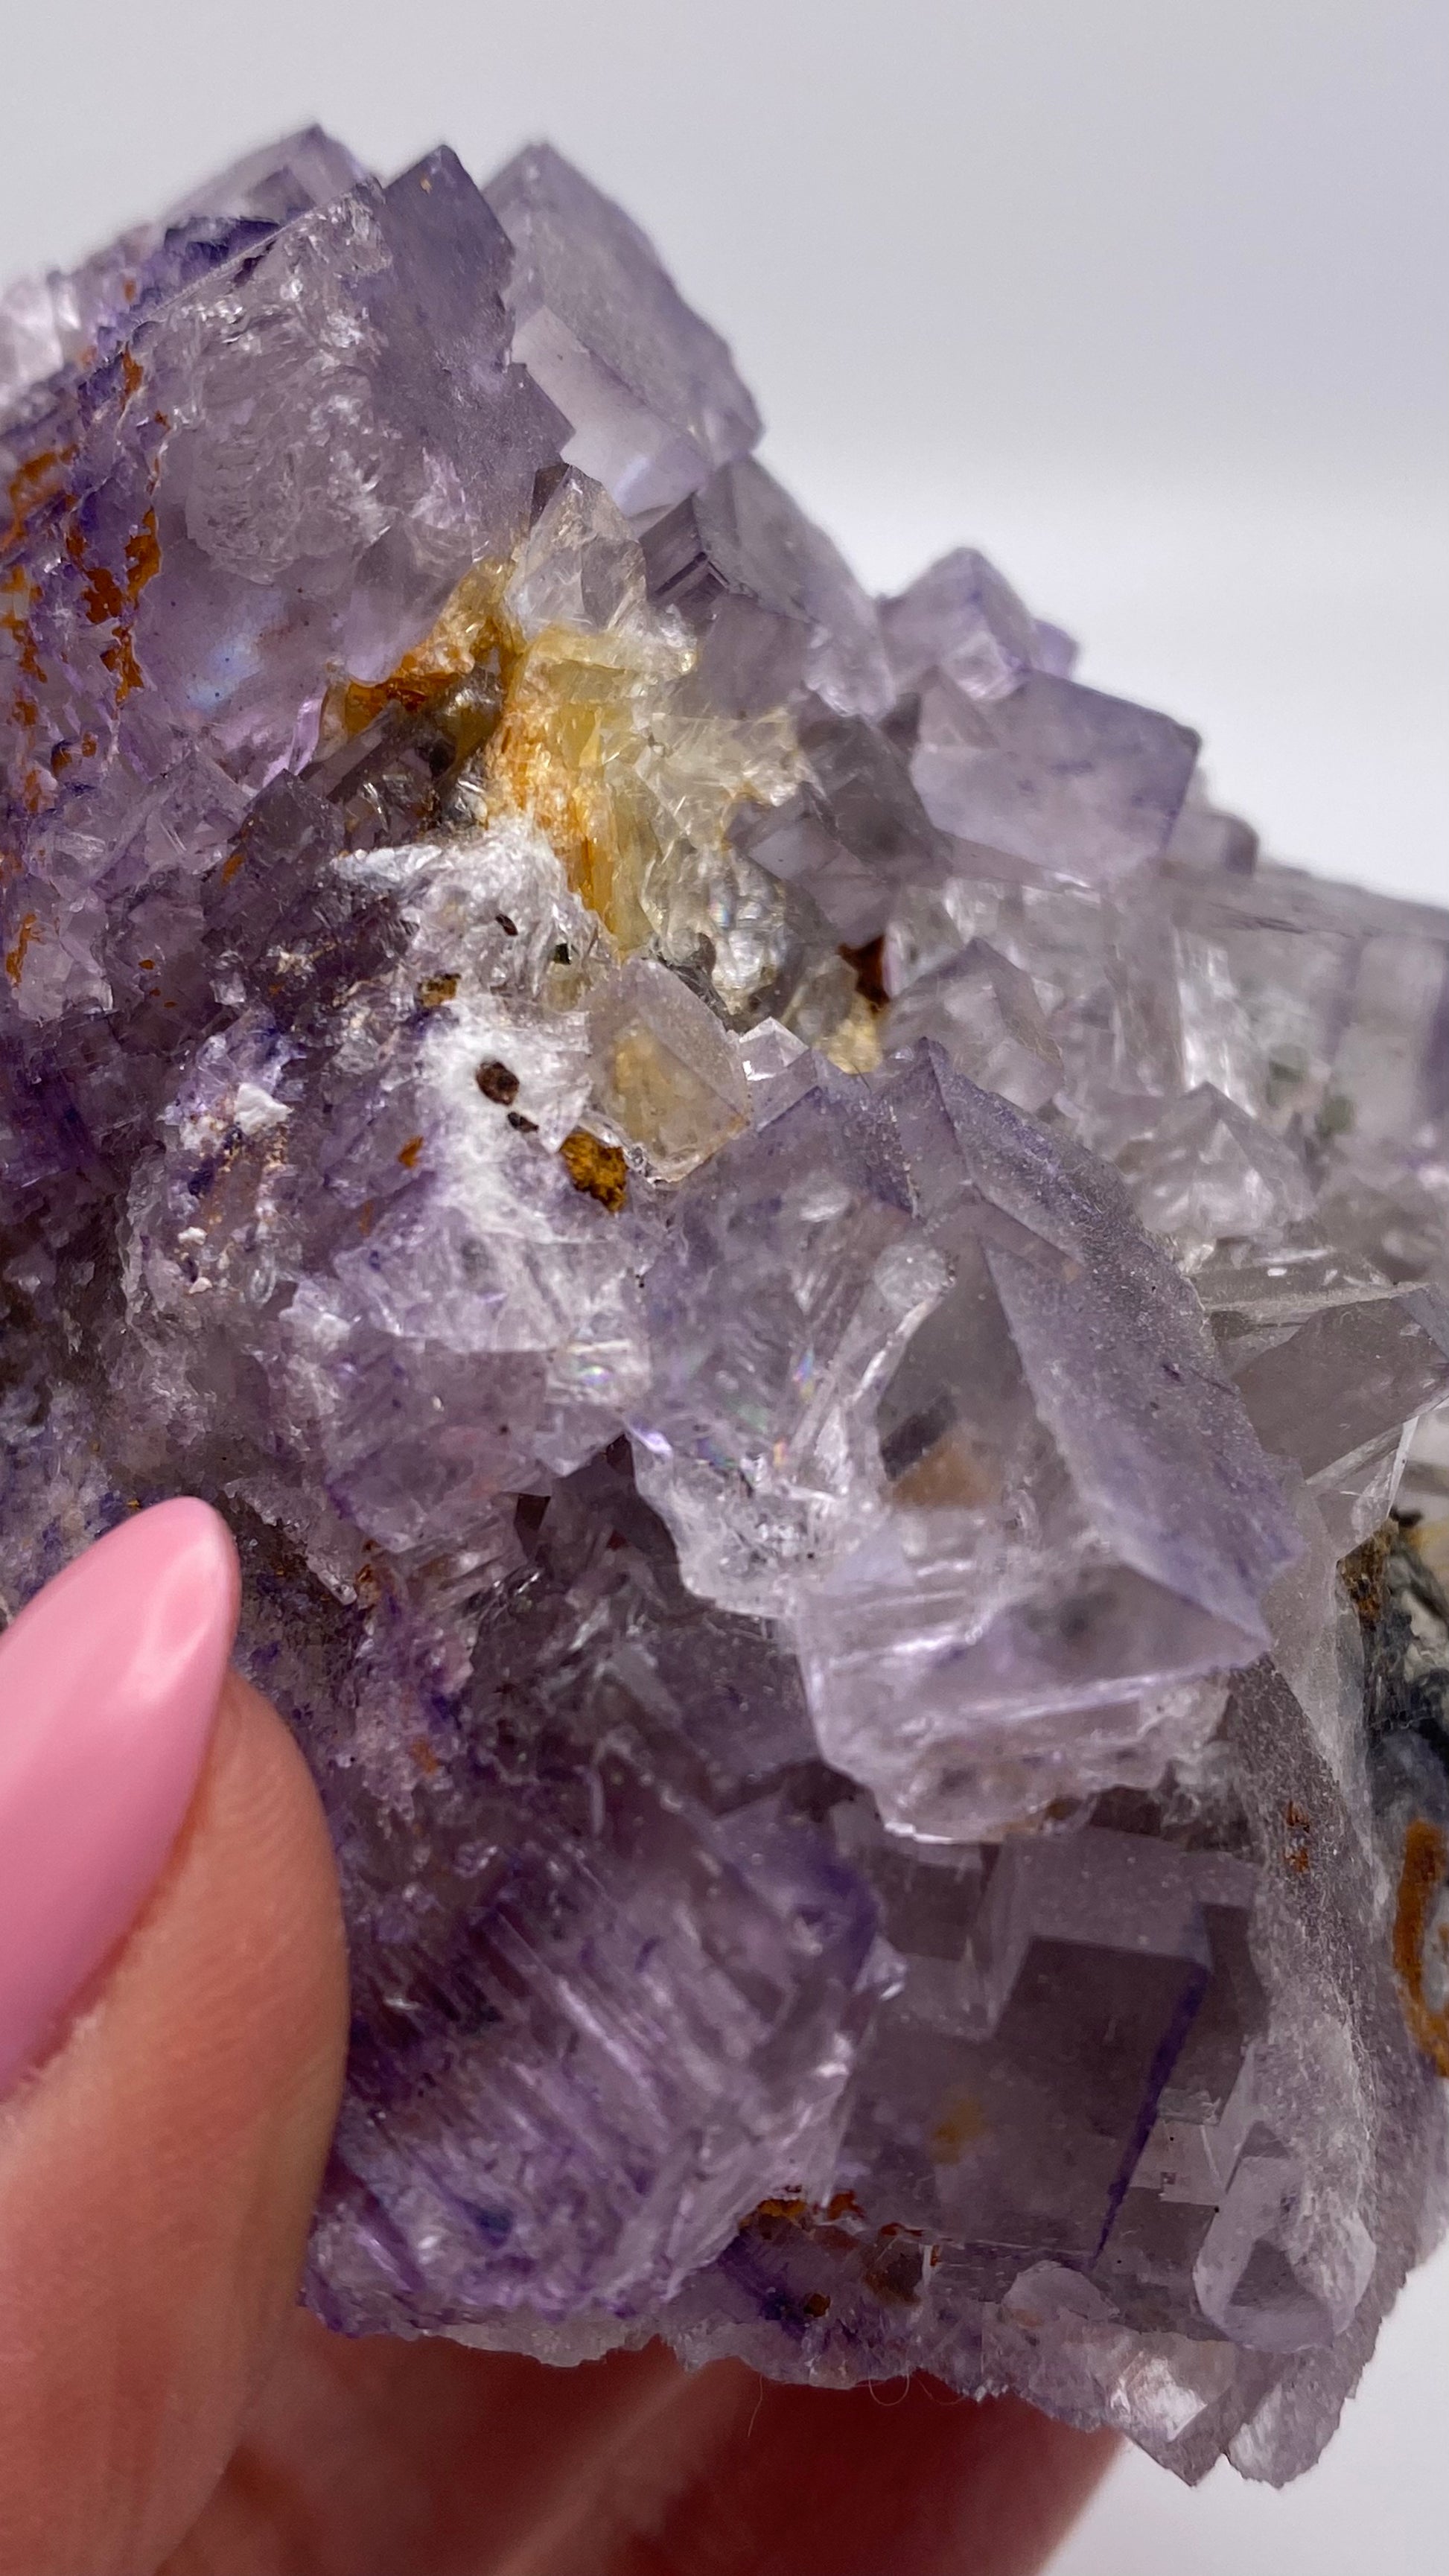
[0,1654,347,2576]
[0,1497,244,2102]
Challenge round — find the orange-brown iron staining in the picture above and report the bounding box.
[558,1126,628,1211]
[1392,1817,1449,2077]
[2,444,77,553]
[4,911,38,989]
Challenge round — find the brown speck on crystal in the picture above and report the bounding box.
[397,1134,424,1170]
[417,972,459,1010]
[476,1058,520,1106]
[1284,1800,1312,1876]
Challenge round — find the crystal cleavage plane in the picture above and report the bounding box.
[4,128,1449,2484]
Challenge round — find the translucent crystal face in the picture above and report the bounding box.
[4,127,1449,2488]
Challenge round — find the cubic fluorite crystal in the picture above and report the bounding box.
[4,127,1449,2486]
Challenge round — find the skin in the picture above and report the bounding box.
[0,1670,1117,2576]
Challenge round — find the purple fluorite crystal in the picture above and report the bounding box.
[5,128,1449,2486]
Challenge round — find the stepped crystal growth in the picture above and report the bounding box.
[4,129,1449,2484]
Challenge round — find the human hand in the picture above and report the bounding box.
[0,1501,1116,2575]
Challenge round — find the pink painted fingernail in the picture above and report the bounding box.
[0,1499,238,2097]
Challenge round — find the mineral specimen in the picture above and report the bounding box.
[3,127,1449,2487]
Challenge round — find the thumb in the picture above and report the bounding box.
[0,1501,348,2576]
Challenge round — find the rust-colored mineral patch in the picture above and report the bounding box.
[558,1126,628,1212]
[4,911,37,988]
[1392,1816,1449,2076]
[1341,1525,1392,1630]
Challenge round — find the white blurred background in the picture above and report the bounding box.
[4,2,1446,2560]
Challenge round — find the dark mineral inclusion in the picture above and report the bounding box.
[4,127,1449,2484]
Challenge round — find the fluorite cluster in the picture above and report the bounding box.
[4,129,1449,2486]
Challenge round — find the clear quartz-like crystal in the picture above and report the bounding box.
[587,954,749,1179]
[882,937,1065,1112]
[4,131,1449,2490]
